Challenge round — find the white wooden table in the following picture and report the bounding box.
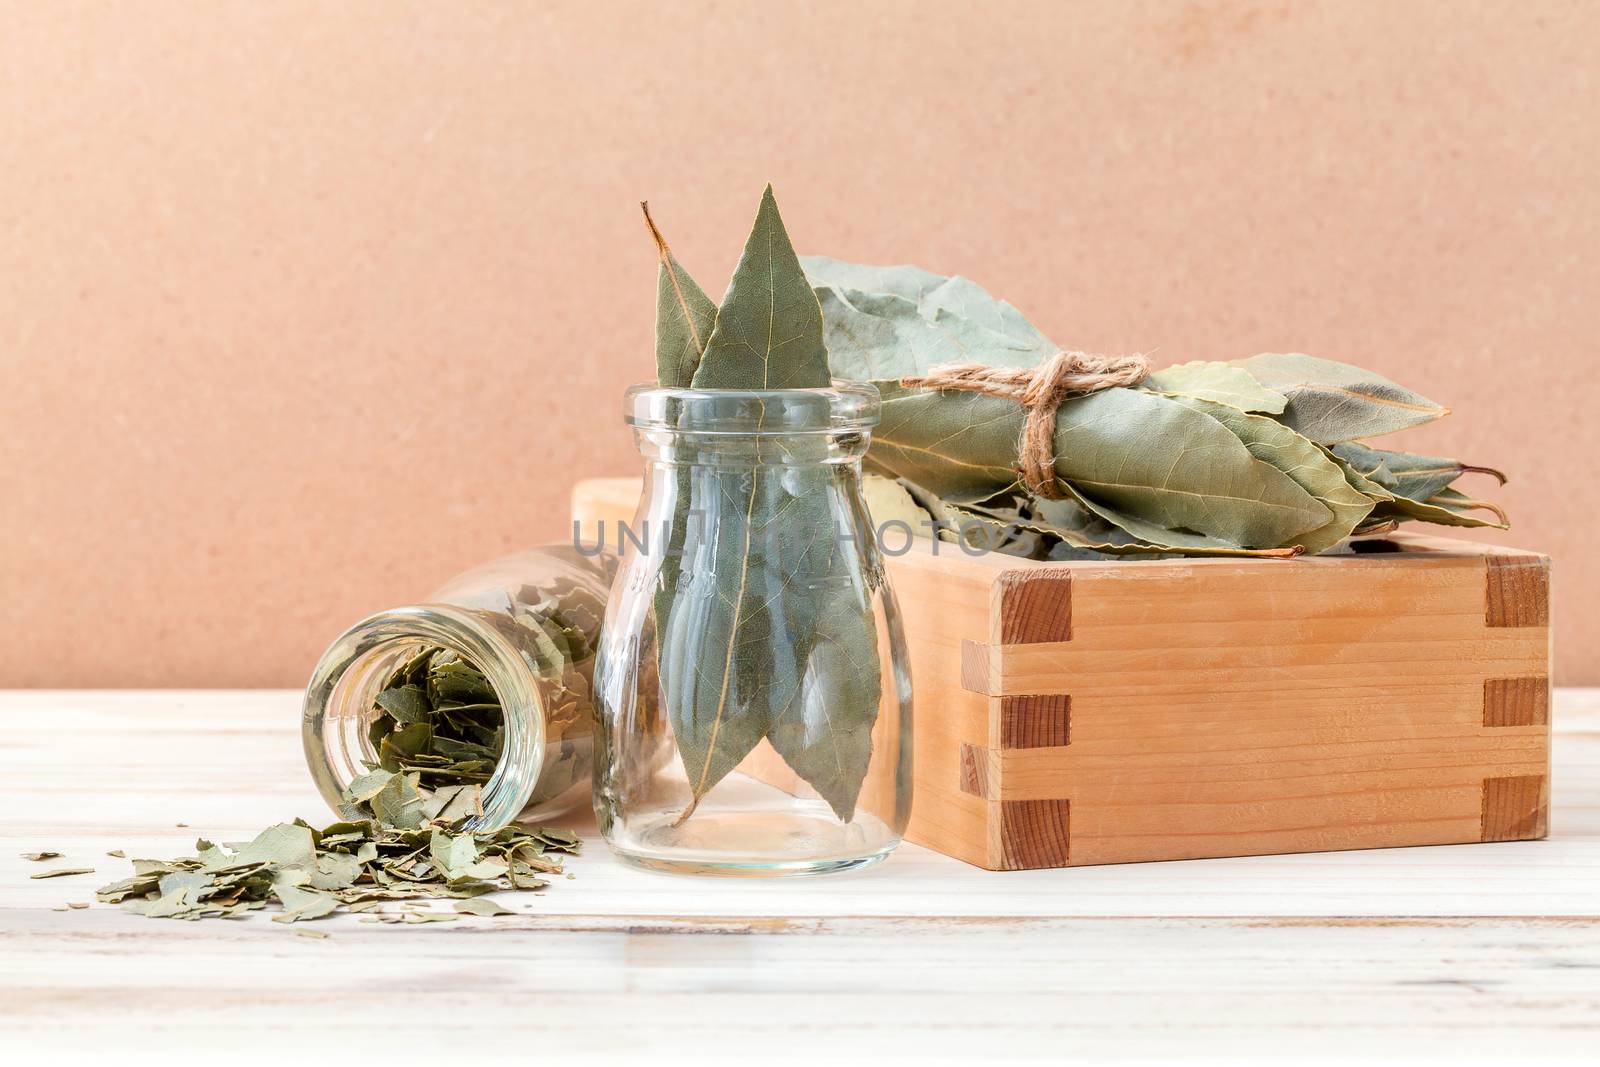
[4,691,1597,1063]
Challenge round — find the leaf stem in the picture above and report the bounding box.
[1459,463,1509,485]
[641,201,707,354]
[1431,495,1510,524]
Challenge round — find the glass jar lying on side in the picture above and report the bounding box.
[303,547,614,830]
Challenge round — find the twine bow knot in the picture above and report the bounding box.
[900,350,1150,499]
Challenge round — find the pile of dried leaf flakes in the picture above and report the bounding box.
[92,799,578,925]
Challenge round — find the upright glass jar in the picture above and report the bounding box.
[303,547,613,830]
[594,383,913,875]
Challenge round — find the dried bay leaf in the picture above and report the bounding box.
[929,500,1049,557]
[1326,448,1506,530]
[764,463,883,822]
[963,493,1166,560]
[271,884,338,923]
[428,660,496,705]
[20,851,62,861]
[1331,441,1505,503]
[344,768,395,806]
[375,684,432,724]
[691,186,830,390]
[767,616,880,823]
[862,473,936,534]
[421,783,482,825]
[645,202,716,389]
[30,867,94,879]
[428,828,479,876]
[1022,492,1301,558]
[1170,396,1374,554]
[658,465,804,807]
[1058,389,1328,546]
[228,823,318,870]
[918,275,1058,354]
[368,772,428,829]
[812,286,1038,381]
[531,827,581,851]
[143,871,217,917]
[1144,360,1287,414]
[801,256,949,306]
[379,722,433,769]
[454,897,515,917]
[805,257,1055,355]
[868,388,1029,502]
[1371,492,1508,530]
[429,736,497,763]
[1231,353,1447,444]
[638,204,713,730]
[1427,486,1509,524]
[309,852,364,891]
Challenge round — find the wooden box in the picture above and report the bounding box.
[572,478,1552,870]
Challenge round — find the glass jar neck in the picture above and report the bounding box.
[302,604,545,831]
[623,383,880,468]
[630,425,871,468]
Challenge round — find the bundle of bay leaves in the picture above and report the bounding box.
[803,257,1508,558]
[644,187,883,825]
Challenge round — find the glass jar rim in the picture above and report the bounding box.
[624,381,880,434]
[302,604,546,832]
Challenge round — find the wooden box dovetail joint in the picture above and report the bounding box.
[573,479,1553,871]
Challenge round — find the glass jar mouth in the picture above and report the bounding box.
[624,381,880,434]
[301,605,545,832]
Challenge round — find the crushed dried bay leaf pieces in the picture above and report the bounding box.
[31,867,94,879]
[454,897,516,917]
[20,851,63,861]
[350,646,507,826]
[94,819,577,924]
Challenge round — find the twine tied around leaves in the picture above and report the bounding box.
[900,350,1151,499]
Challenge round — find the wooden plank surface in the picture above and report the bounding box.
[4,690,1599,1062]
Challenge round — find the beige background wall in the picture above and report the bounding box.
[2,0,1594,686]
